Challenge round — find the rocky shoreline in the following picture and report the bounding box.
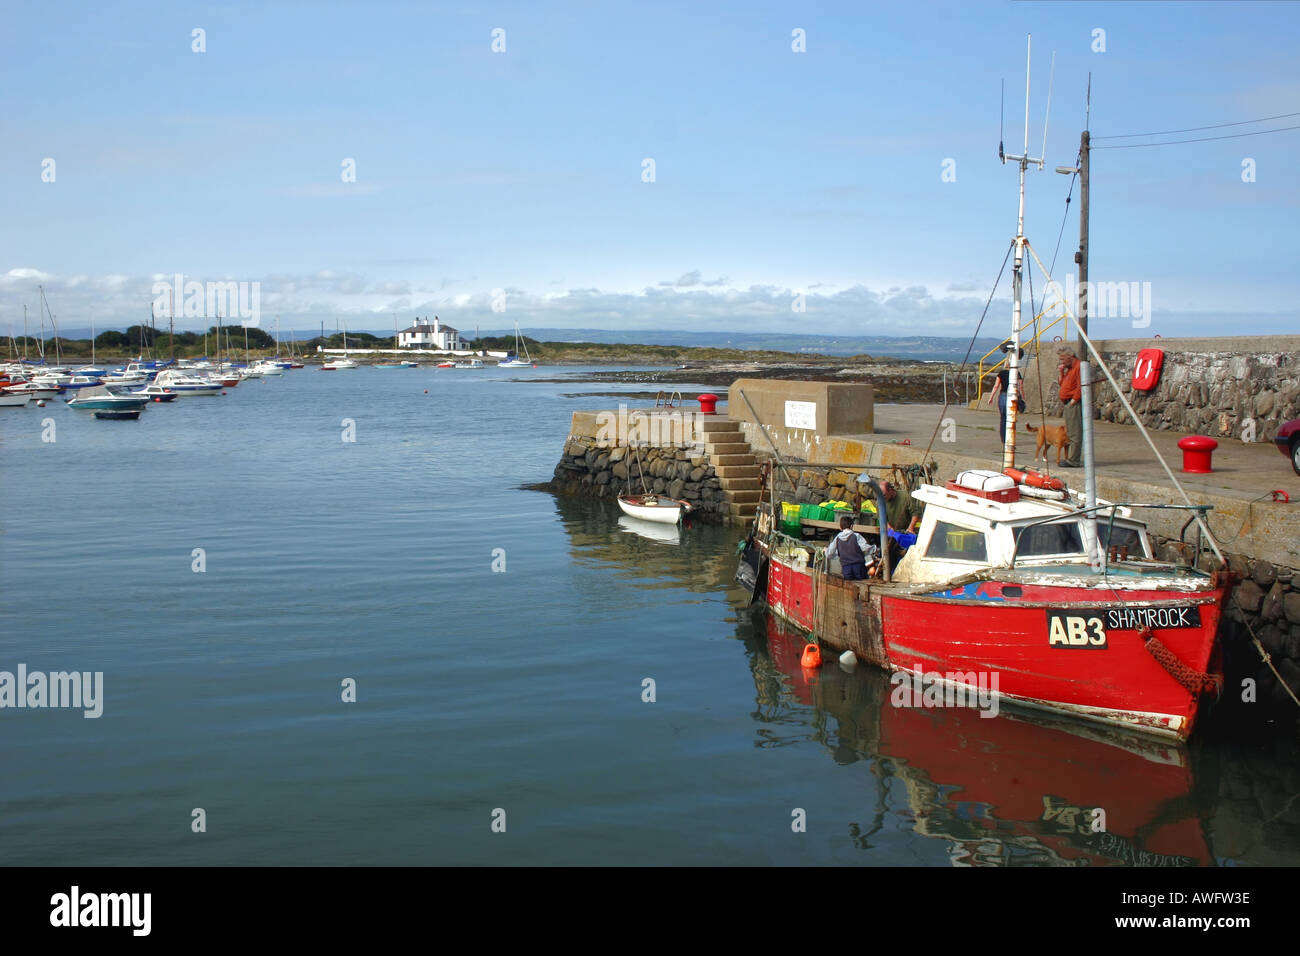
[535,359,962,403]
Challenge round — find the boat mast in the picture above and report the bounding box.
[1000,35,1043,472]
[169,290,176,361]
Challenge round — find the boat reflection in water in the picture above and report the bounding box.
[616,515,682,545]
[752,614,1215,866]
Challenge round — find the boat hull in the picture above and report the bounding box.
[617,496,688,525]
[69,397,150,411]
[761,554,1226,741]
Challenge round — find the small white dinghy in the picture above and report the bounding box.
[617,494,692,525]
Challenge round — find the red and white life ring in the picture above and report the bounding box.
[1132,348,1164,391]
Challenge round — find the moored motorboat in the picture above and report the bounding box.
[1,381,60,400]
[103,371,148,388]
[0,390,31,407]
[67,385,150,412]
[117,383,179,403]
[60,374,104,390]
[154,370,223,395]
[617,494,692,525]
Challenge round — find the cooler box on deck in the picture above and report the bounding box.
[948,469,1020,503]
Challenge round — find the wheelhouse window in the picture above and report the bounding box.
[926,520,988,562]
[1097,522,1146,557]
[1014,521,1085,557]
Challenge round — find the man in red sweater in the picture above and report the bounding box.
[1057,346,1083,467]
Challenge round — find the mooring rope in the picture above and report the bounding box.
[920,239,1015,467]
[1138,625,1224,699]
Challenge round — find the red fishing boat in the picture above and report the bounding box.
[748,470,1231,740]
[736,42,1235,742]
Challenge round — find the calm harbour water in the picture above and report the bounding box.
[1,365,1296,866]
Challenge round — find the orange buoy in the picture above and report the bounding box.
[801,643,823,669]
[1003,466,1064,491]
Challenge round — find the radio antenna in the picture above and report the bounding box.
[1085,71,1092,132]
[1040,50,1055,166]
[998,78,1006,162]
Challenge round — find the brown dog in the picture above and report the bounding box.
[1026,422,1070,465]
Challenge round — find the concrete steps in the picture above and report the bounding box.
[713,464,759,479]
[703,441,750,455]
[696,417,763,521]
[699,419,742,434]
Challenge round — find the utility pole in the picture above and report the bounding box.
[1075,129,1089,358]
[1058,119,1098,566]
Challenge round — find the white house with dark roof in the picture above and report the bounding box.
[397,316,464,350]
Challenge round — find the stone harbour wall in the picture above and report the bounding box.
[1219,552,1300,723]
[550,440,729,519]
[1020,335,1300,444]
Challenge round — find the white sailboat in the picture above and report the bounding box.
[323,319,358,369]
[497,322,535,367]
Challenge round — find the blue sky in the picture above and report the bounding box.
[2,0,1297,340]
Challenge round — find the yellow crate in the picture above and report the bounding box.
[946,529,982,552]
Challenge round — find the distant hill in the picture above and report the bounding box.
[431,328,1005,361]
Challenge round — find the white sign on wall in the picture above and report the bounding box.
[784,400,817,430]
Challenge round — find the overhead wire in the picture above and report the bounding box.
[1092,124,1300,150]
[1092,110,1300,140]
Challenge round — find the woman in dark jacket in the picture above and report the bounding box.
[986,345,1026,445]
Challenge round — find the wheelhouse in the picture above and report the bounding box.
[893,480,1152,585]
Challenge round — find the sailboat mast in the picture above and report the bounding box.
[169,290,176,361]
[1000,35,1043,472]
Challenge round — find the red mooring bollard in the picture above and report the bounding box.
[697,393,719,415]
[1177,435,1218,473]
